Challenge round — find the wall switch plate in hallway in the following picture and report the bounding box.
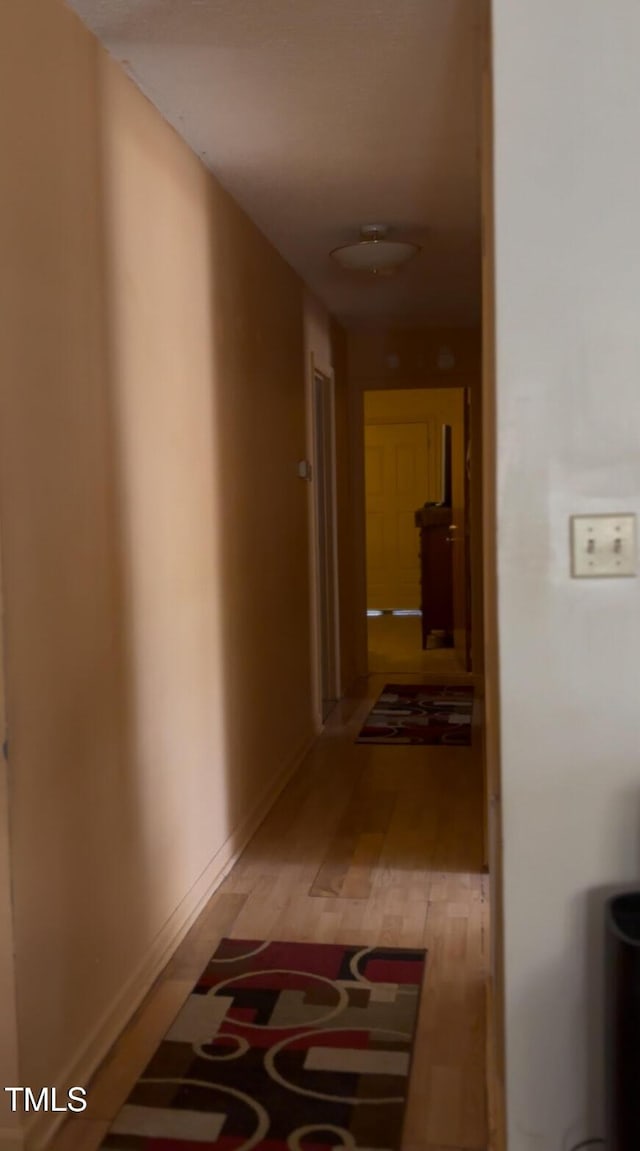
[571,513,637,577]
[297,459,312,480]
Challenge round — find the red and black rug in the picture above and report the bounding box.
[102,938,425,1151]
[356,683,474,746]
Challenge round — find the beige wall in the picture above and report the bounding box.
[493,2,640,1147]
[304,292,334,381]
[0,541,20,1148]
[348,326,481,391]
[0,0,318,1138]
[0,7,124,1134]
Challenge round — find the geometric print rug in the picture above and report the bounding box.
[101,938,426,1151]
[356,683,473,746]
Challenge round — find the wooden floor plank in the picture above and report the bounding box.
[51,672,488,1151]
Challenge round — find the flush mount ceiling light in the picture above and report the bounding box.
[330,224,420,276]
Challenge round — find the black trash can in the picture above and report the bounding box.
[606,892,640,1150]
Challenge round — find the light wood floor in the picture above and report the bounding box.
[52,673,488,1151]
[367,615,465,677]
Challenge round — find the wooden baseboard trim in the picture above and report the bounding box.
[25,731,316,1151]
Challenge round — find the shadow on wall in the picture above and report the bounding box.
[205,164,313,839]
[96,42,315,1007]
[0,2,315,1120]
[0,12,156,1103]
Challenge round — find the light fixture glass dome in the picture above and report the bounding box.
[330,225,420,276]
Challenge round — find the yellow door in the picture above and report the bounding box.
[365,421,438,610]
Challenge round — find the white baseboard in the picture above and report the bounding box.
[26,731,316,1151]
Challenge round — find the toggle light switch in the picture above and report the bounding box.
[570,514,637,578]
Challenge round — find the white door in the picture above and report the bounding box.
[365,421,438,610]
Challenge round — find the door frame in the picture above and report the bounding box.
[0,535,20,1150]
[481,1,506,1147]
[349,363,503,1137]
[342,4,504,1142]
[307,354,341,726]
[357,384,474,673]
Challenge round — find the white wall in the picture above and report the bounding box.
[493,3,640,1148]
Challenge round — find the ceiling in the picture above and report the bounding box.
[67,0,483,328]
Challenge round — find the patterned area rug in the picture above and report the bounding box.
[102,938,425,1151]
[356,683,474,746]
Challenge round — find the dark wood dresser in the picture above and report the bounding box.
[414,505,453,649]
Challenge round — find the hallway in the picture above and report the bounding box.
[54,675,488,1151]
[367,614,466,677]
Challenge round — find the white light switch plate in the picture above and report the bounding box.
[571,514,637,578]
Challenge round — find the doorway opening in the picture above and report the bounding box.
[363,386,472,677]
[311,367,341,722]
